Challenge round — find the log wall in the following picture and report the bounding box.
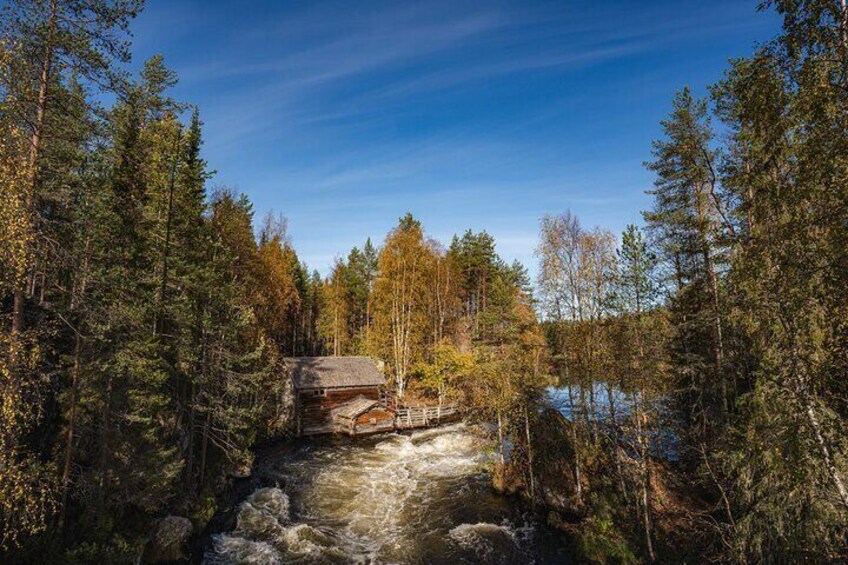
[297,385,382,434]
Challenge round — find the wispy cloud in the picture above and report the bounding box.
[193,0,767,153]
[131,0,778,275]
[191,8,506,150]
[181,5,506,85]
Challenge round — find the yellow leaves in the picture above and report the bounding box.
[0,126,34,290]
[257,238,300,311]
[0,332,56,549]
[412,341,476,393]
[0,142,55,542]
[370,219,436,358]
[0,455,56,549]
[317,259,352,355]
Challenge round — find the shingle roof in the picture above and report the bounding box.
[284,356,386,389]
[333,396,385,420]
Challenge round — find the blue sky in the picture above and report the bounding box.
[129,0,779,277]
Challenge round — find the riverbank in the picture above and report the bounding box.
[493,406,710,563]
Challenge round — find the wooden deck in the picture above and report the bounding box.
[394,404,460,429]
[298,403,461,436]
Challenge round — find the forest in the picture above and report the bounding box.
[0,0,847,563]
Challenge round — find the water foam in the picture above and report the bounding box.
[448,520,536,563]
[204,424,544,564]
[205,534,283,565]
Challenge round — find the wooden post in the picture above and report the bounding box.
[296,393,302,436]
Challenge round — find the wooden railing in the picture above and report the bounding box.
[394,404,459,429]
[298,398,463,436]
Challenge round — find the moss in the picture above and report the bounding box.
[64,534,141,565]
[190,491,220,532]
[576,505,637,565]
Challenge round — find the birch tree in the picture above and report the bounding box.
[370,214,434,399]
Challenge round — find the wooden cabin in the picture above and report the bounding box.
[333,396,395,436]
[285,356,387,436]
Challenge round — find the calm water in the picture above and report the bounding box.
[547,383,632,420]
[547,384,679,461]
[203,424,573,564]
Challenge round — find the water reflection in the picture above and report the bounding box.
[546,384,679,461]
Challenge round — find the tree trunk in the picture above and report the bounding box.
[588,369,598,446]
[200,411,210,485]
[567,384,583,503]
[641,459,655,562]
[744,156,756,237]
[333,302,339,356]
[13,0,57,336]
[185,381,197,491]
[634,388,655,562]
[496,410,506,468]
[524,401,536,504]
[700,442,735,527]
[155,129,181,336]
[802,388,848,511]
[706,249,726,407]
[59,331,82,532]
[97,373,114,511]
[841,0,848,72]
[607,385,629,503]
[697,182,728,416]
[493,408,507,492]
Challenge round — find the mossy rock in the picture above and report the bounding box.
[144,516,193,563]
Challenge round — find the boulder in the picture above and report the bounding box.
[146,515,193,563]
[534,408,584,517]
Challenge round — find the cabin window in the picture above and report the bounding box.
[311,388,326,397]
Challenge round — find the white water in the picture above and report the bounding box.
[203,424,571,564]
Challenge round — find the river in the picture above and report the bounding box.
[547,383,679,461]
[202,423,573,564]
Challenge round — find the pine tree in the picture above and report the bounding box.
[644,87,732,449]
[448,230,499,335]
[613,225,665,561]
[705,1,848,558]
[0,0,141,336]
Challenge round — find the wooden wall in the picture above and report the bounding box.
[297,385,381,430]
[354,407,394,426]
[348,407,395,435]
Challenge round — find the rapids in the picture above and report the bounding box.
[203,423,572,564]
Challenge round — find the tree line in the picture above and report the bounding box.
[317,216,548,506]
[1,0,846,563]
[0,1,543,560]
[527,0,848,561]
[0,0,328,559]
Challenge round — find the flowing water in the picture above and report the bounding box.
[203,424,573,564]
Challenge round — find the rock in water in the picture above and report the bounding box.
[146,515,193,562]
[534,408,583,517]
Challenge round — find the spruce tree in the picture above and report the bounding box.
[644,87,732,448]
